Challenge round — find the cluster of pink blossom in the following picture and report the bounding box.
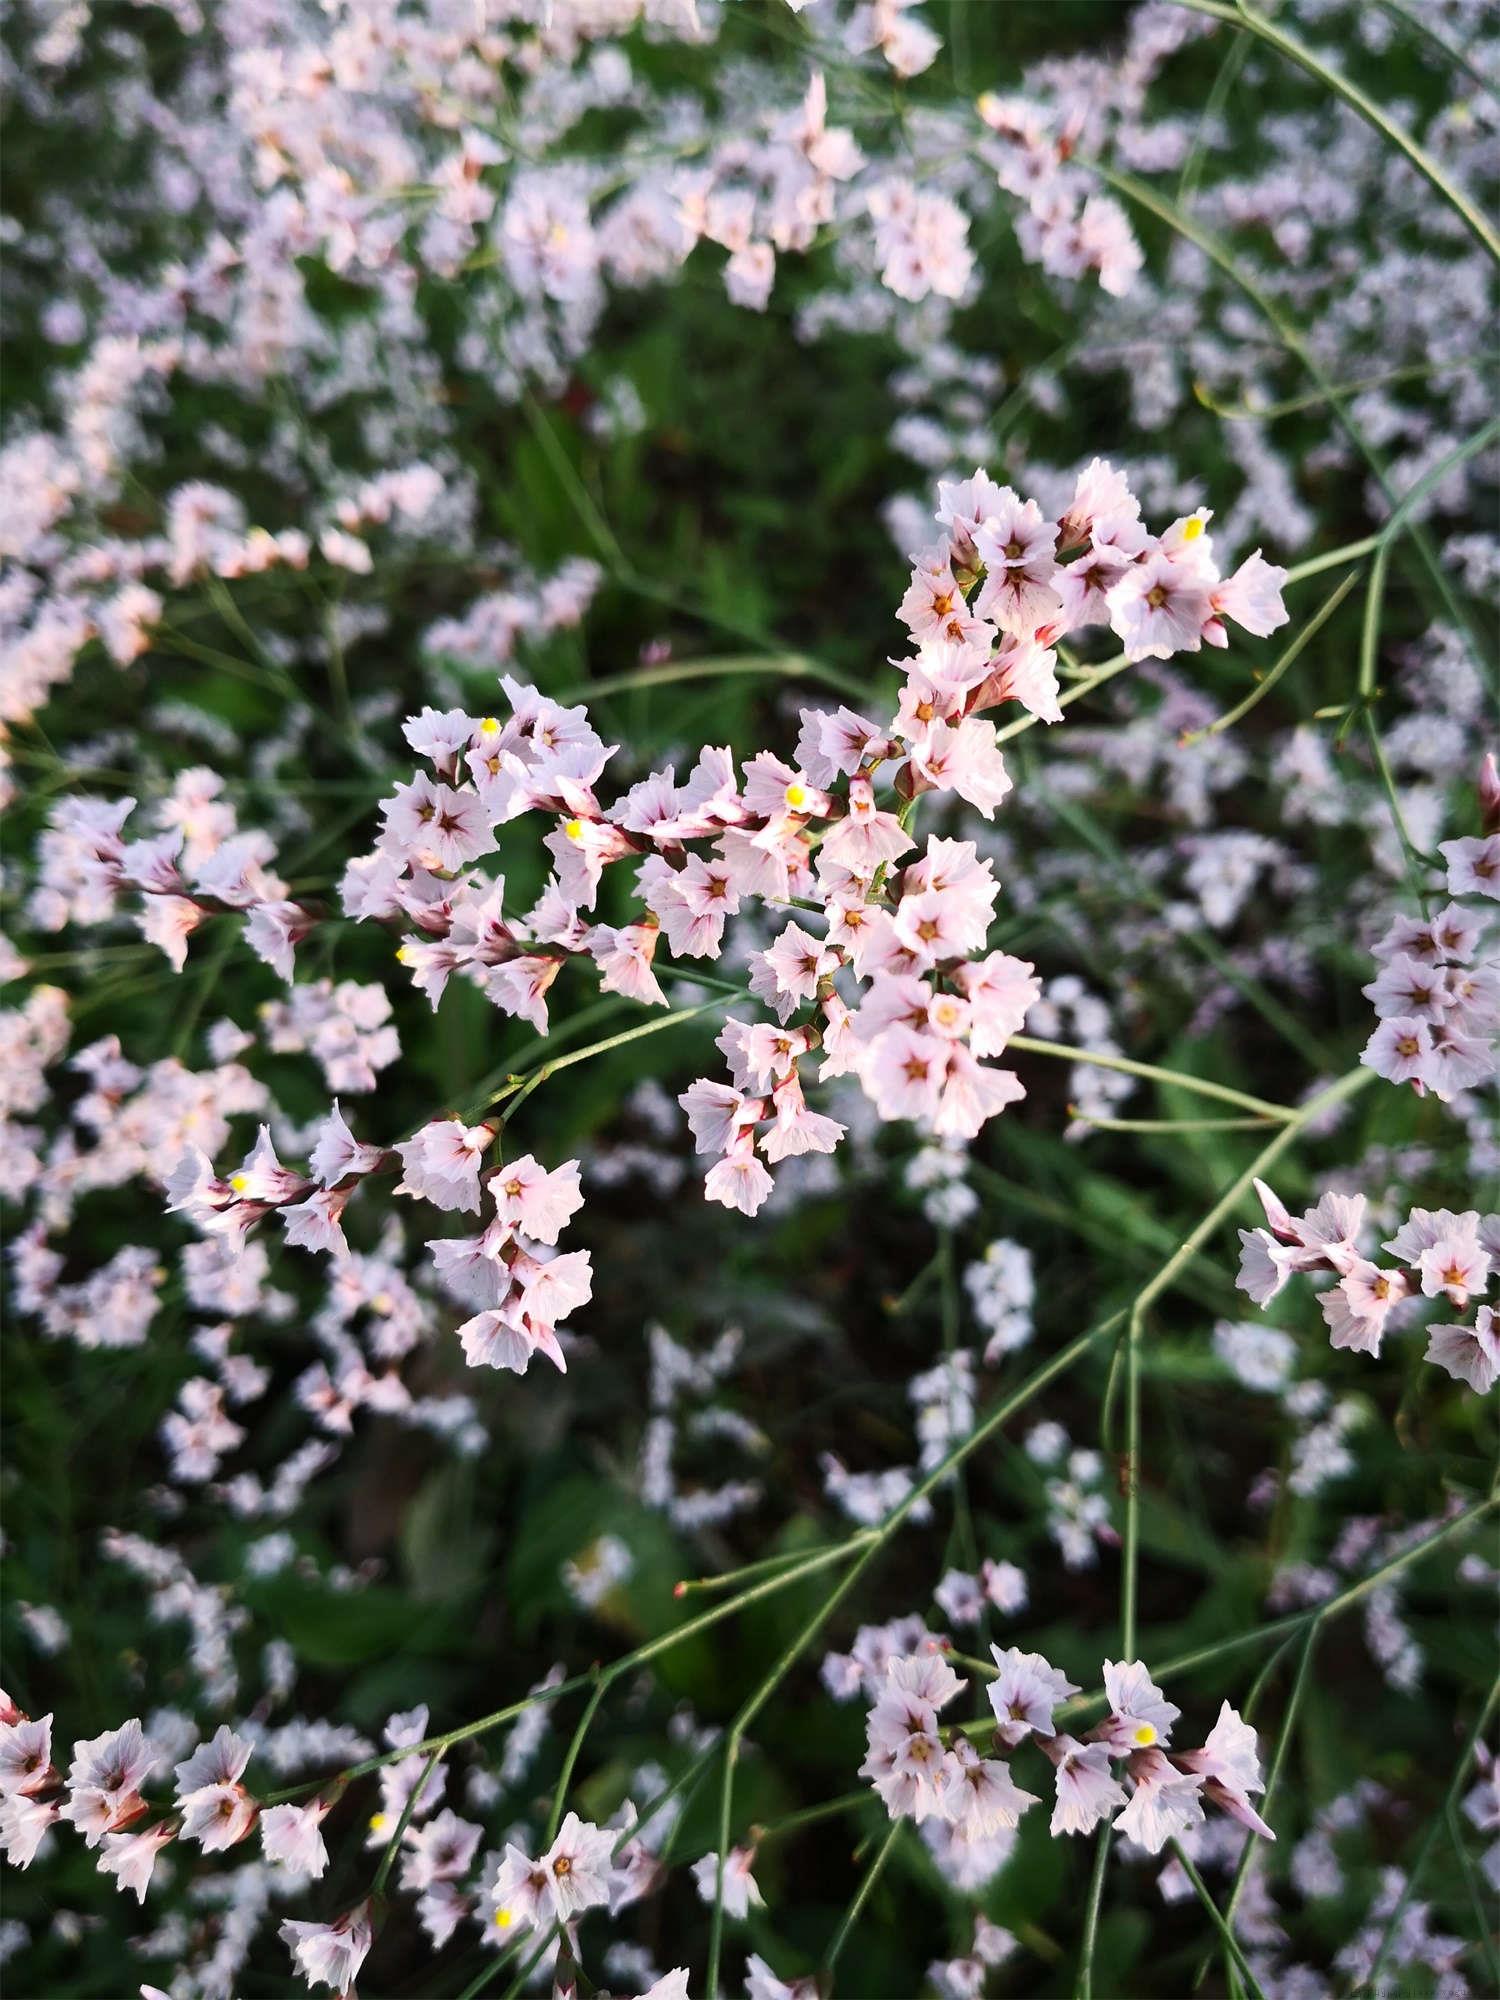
[1360,771,1500,1101]
[1238,1179,1498,1392]
[861,1648,1272,1861]
[0,1692,688,1999]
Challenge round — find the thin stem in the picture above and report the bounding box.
[370,1747,442,1899]
[1167,0,1500,266]
[543,1676,607,1845]
[1169,1838,1269,2000]
[823,1817,903,1976]
[1181,568,1361,743]
[757,1788,873,1843]
[1072,1110,1280,1134]
[1121,1305,1143,1659]
[555,654,847,703]
[1076,1822,1114,1999]
[1008,1034,1300,1122]
[1357,418,1500,700]
[675,1531,876,1597]
[1361,1674,1500,1991]
[1207,1621,1319,1983]
[485,1000,729,1125]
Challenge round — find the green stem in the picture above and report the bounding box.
[1076,1822,1114,1999]
[370,1747,442,1899]
[1166,0,1500,265]
[1182,568,1362,742]
[543,1676,607,1845]
[1361,1674,1500,1992]
[823,1818,903,1978]
[1168,1838,1269,2000]
[1008,1034,1300,1122]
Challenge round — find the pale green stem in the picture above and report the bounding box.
[1121,1303,1143,1659]
[1169,1838,1269,2000]
[370,1747,442,1899]
[260,1533,872,1806]
[1088,159,1488,670]
[1356,417,1500,699]
[486,1000,728,1125]
[1375,0,1499,97]
[542,1676,607,1846]
[823,1819,903,1979]
[1197,353,1499,422]
[704,1317,1112,1997]
[1196,1621,1320,1989]
[1182,569,1362,743]
[1074,1111,1280,1134]
[1007,1034,1301,1121]
[1076,1823,1114,1999]
[1166,0,1500,265]
[1361,1674,1500,1992]
[555,654,846,703]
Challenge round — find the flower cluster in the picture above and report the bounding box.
[861,1649,1272,1861]
[1238,1179,1498,1391]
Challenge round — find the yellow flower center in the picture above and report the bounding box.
[1181,516,1204,541]
[785,783,808,810]
[563,819,584,841]
[479,717,500,733]
[1133,1723,1157,1747]
[368,1812,387,1833]
[229,1174,249,1194]
[494,1908,513,1929]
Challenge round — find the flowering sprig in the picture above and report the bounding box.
[860,1648,1273,1859]
[1238,1178,1498,1389]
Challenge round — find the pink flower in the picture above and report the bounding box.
[1114,1749,1205,1854]
[691,1843,764,1918]
[705,1138,776,1216]
[0,1795,59,1867]
[486,1155,584,1245]
[1361,1014,1435,1088]
[864,1025,946,1123]
[756,921,841,1015]
[987,1647,1078,1748]
[679,1078,757,1156]
[490,1842,553,1930]
[1176,1704,1274,1840]
[1439,834,1500,900]
[279,1902,374,1995]
[261,1799,333,1878]
[909,718,1013,818]
[762,1073,845,1163]
[1106,550,1211,662]
[1320,1260,1410,1355]
[0,1712,55,1798]
[393,1119,492,1213]
[1098,1660,1179,1754]
[308,1103,386,1186]
[174,1725,257,1852]
[1417,1233,1490,1309]
[941,1740,1039,1836]
[591,920,667,1007]
[539,1811,614,1920]
[932,1044,1025,1139]
[1425,1306,1500,1393]
[958,953,1039,1055]
[820,778,913,871]
[99,1821,176,1902]
[1043,1736,1126,1837]
[1206,551,1289,645]
[61,1719,157,1847]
